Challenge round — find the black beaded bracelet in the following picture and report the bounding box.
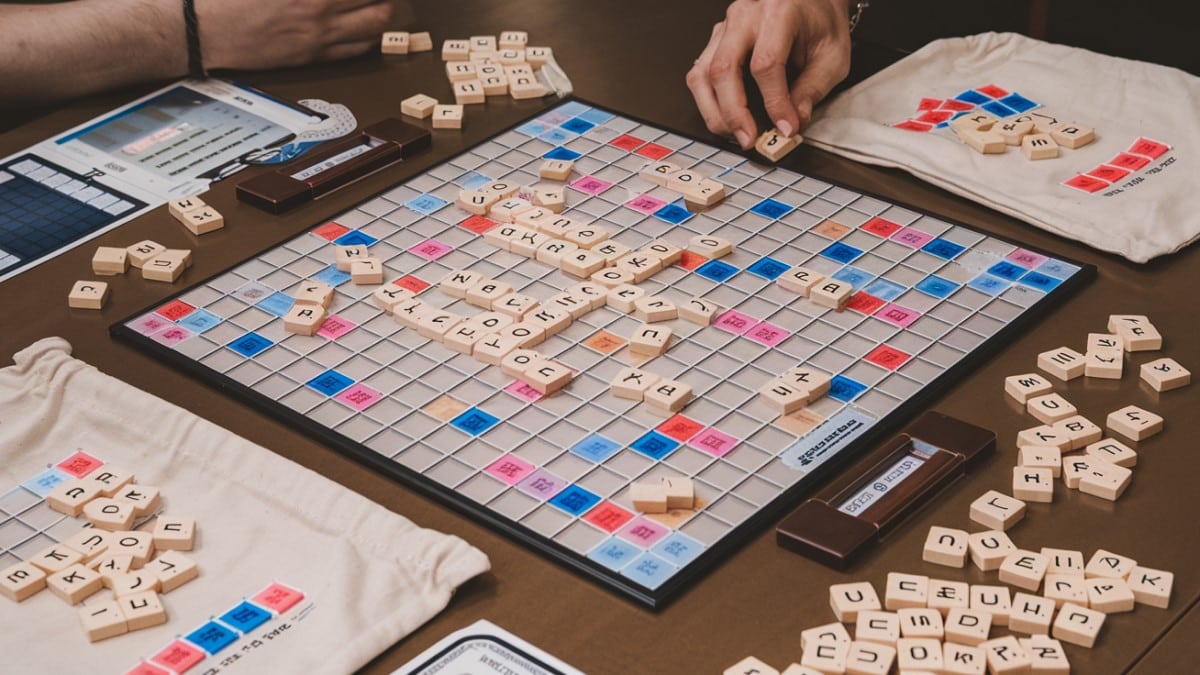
[183,0,206,79]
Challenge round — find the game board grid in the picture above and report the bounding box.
[120,101,1087,603]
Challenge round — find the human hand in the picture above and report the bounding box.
[198,0,393,71]
[686,0,852,149]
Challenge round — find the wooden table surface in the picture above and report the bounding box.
[2,2,1197,673]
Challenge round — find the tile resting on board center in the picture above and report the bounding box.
[108,99,1093,607]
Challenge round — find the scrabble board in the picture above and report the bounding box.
[112,100,1092,606]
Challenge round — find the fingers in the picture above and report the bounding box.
[789,38,851,128]
[323,1,391,44]
[317,39,378,63]
[686,22,729,136]
[706,15,758,148]
[749,13,800,138]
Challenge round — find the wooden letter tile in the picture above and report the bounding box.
[968,530,1017,571]
[78,599,129,642]
[998,549,1049,592]
[643,379,692,413]
[152,516,196,551]
[0,561,47,602]
[922,526,968,568]
[1126,565,1173,609]
[68,280,109,310]
[970,584,1012,627]
[969,490,1026,531]
[1051,602,1104,648]
[119,590,168,630]
[844,641,894,675]
[884,572,928,610]
[1012,466,1053,503]
[980,635,1032,673]
[1105,404,1163,441]
[1037,347,1085,381]
[855,610,899,646]
[1026,393,1077,424]
[401,94,438,119]
[944,607,991,646]
[1004,372,1053,404]
[47,563,104,604]
[92,247,129,275]
[1140,357,1190,392]
[830,581,881,622]
[898,607,944,638]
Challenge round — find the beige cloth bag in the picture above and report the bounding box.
[804,32,1199,263]
[0,338,488,674]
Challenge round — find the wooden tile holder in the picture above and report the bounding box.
[777,412,995,569]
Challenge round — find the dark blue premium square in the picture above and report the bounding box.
[450,408,500,435]
[306,369,354,396]
[695,259,739,282]
[227,332,273,358]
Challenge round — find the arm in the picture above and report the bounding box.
[0,0,391,105]
[687,0,853,149]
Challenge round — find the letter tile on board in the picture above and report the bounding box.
[923,526,969,567]
[679,297,719,325]
[1,561,47,602]
[778,266,826,296]
[885,572,928,610]
[855,610,900,646]
[660,477,693,509]
[630,481,668,514]
[643,379,692,413]
[294,280,334,308]
[830,581,881,622]
[110,531,155,567]
[284,304,326,336]
[630,324,673,356]
[810,279,853,311]
[521,358,573,395]
[1051,602,1105,648]
[760,378,809,414]
[969,490,1025,531]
